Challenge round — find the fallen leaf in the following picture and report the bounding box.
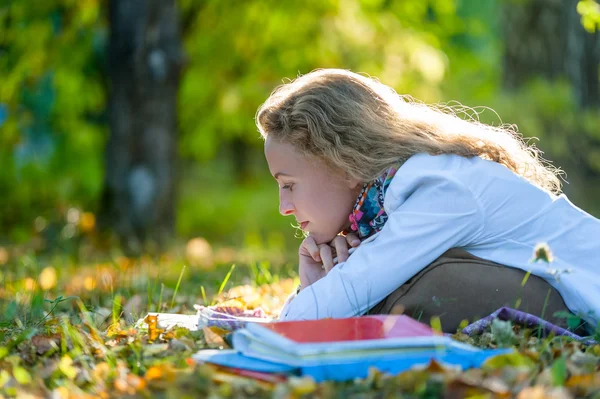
[13,366,32,385]
[202,327,229,349]
[483,351,536,371]
[566,373,600,396]
[145,314,165,342]
[423,359,449,373]
[114,374,146,395]
[59,355,78,380]
[31,334,61,355]
[517,386,572,399]
[0,369,11,387]
[288,376,317,396]
[145,363,176,389]
[481,376,511,396]
[91,362,111,382]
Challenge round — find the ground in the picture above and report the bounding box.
[1,243,599,398]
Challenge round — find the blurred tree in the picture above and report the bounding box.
[500,0,600,212]
[99,0,184,252]
[502,0,599,109]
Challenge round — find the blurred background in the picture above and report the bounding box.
[1,0,599,262]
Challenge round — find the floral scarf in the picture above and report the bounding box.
[344,166,399,239]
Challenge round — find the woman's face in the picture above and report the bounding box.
[264,136,362,244]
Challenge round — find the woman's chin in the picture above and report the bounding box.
[309,231,339,245]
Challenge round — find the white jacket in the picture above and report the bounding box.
[281,153,600,327]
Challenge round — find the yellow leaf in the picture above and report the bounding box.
[145,364,176,389]
[0,370,10,387]
[144,314,165,342]
[13,366,32,385]
[91,362,111,381]
[566,373,600,393]
[483,351,536,371]
[59,355,78,380]
[289,376,317,396]
[126,374,146,391]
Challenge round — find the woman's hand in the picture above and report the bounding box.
[298,233,361,290]
[329,233,361,266]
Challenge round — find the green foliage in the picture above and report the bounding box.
[2,0,600,246]
[578,0,600,32]
[0,0,107,242]
[474,80,600,214]
[490,318,517,348]
[177,0,466,161]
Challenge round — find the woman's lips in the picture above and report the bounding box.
[300,221,309,230]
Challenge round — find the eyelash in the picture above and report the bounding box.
[281,184,293,191]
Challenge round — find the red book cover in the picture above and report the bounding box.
[257,315,435,343]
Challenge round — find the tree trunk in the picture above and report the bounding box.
[100,0,183,253]
[502,0,599,109]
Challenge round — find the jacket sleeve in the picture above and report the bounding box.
[280,169,485,320]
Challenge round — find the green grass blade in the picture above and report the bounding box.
[215,264,236,301]
[170,264,187,309]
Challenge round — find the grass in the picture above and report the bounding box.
[1,240,600,398]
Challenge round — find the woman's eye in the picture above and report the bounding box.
[281,184,293,191]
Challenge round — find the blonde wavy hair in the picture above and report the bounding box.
[256,69,561,194]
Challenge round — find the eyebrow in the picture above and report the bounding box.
[273,172,292,179]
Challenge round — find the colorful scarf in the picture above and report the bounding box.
[344,165,399,239]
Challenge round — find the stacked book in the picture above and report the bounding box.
[193,315,510,382]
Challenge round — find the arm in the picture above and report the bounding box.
[280,171,485,320]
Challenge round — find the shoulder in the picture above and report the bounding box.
[383,153,555,234]
[384,153,483,205]
[379,154,489,224]
[396,153,491,176]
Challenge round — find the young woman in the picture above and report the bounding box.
[256,69,600,333]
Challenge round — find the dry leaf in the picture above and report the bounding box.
[144,315,165,342]
[202,327,229,349]
[423,359,448,373]
[31,334,61,355]
[145,364,177,389]
[114,374,146,395]
[566,373,600,396]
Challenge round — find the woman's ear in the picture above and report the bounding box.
[345,174,362,190]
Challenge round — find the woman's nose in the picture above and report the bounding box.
[279,197,295,216]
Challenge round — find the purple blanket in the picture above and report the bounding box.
[462,307,596,345]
